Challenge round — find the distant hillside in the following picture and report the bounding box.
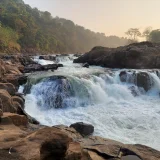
[0,0,128,54]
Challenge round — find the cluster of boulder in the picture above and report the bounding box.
[0,58,25,115]
[0,55,64,122]
[74,42,160,69]
[0,53,160,159]
[119,70,156,93]
[0,114,160,160]
[1,55,63,73]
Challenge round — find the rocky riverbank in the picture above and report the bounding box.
[74,42,160,69]
[0,55,160,160]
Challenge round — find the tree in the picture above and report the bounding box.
[0,0,130,54]
[125,28,141,41]
[142,27,152,41]
[148,29,160,43]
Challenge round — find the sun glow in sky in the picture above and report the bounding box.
[23,0,160,37]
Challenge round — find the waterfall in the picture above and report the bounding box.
[23,56,160,150]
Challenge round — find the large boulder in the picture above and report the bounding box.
[2,112,28,127]
[136,72,152,91]
[19,56,35,66]
[0,89,24,114]
[70,122,94,136]
[18,75,28,85]
[4,63,22,75]
[11,96,24,109]
[74,42,160,69]
[23,64,44,73]
[119,71,153,92]
[24,63,63,73]
[4,74,20,88]
[39,55,56,61]
[0,83,16,95]
[43,63,63,70]
[38,127,71,160]
[0,89,16,113]
[82,63,89,68]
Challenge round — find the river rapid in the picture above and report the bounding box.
[20,55,160,150]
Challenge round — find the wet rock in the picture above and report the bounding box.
[23,64,44,73]
[119,71,127,82]
[18,56,36,66]
[43,63,63,70]
[39,55,56,61]
[23,111,39,124]
[37,76,70,109]
[47,75,67,80]
[128,86,139,97]
[82,63,89,68]
[70,122,94,136]
[119,71,153,92]
[18,75,27,85]
[74,53,82,57]
[136,72,152,92]
[57,63,63,67]
[24,63,63,73]
[39,56,44,59]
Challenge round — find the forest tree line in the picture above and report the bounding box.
[0,0,160,54]
[125,27,160,43]
[0,0,128,54]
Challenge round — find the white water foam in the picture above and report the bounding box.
[24,56,160,150]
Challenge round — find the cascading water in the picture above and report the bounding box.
[23,55,160,150]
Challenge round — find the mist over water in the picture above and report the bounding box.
[24,55,160,150]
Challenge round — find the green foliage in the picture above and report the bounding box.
[148,29,160,43]
[0,0,128,54]
[0,26,20,52]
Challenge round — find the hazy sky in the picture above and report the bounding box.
[23,0,160,37]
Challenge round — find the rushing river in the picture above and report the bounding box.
[21,55,160,150]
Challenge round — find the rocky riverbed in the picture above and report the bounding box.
[0,48,160,159]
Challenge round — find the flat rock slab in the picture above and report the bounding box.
[122,155,142,160]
